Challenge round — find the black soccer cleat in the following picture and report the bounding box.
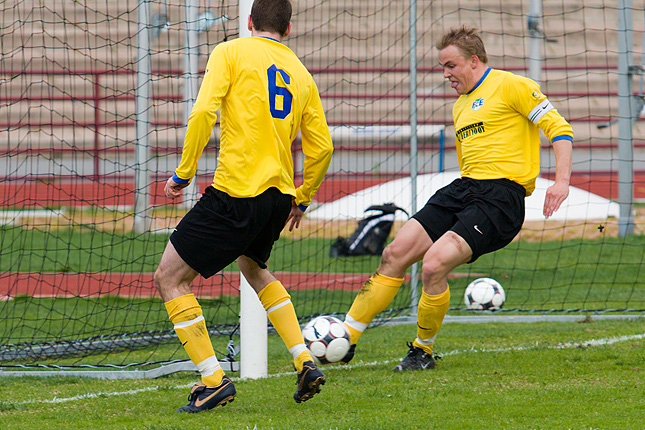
[341,343,357,364]
[392,342,436,371]
[176,376,237,413]
[294,360,325,403]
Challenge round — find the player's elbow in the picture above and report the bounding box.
[311,144,333,165]
[538,112,573,142]
[323,145,334,160]
[188,105,215,123]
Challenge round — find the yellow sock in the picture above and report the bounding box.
[165,294,225,387]
[344,273,403,344]
[258,281,312,372]
[413,287,450,354]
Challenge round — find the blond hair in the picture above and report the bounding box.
[435,26,488,64]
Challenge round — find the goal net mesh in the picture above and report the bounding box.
[1,0,643,371]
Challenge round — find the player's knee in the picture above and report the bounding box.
[382,236,424,273]
[420,248,455,285]
[420,259,443,283]
[153,266,166,293]
[381,241,405,269]
[153,258,178,295]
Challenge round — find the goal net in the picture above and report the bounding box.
[1,0,644,374]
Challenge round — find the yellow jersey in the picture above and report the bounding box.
[174,36,333,208]
[453,68,573,196]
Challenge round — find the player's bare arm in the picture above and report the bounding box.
[543,139,573,219]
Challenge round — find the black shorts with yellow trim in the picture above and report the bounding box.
[170,186,292,278]
[412,177,526,262]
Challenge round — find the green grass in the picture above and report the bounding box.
[2,225,644,311]
[0,225,384,273]
[1,225,643,369]
[0,318,643,429]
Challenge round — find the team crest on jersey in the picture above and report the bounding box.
[472,98,485,110]
[531,91,543,99]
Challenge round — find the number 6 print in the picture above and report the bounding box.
[267,64,293,119]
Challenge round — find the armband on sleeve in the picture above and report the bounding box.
[528,99,554,124]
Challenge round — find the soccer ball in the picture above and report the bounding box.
[302,315,351,365]
[464,277,505,310]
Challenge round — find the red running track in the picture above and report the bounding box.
[0,178,389,207]
[0,271,378,299]
[1,173,644,207]
[1,173,639,299]
[0,271,480,299]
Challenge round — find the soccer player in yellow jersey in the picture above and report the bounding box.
[341,26,573,370]
[153,0,333,412]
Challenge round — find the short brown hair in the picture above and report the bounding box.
[251,0,292,36]
[435,26,488,64]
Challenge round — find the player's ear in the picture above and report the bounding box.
[247,14,253,32]
[470,55,479,68]
[283,22,291,37]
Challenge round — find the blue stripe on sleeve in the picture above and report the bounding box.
[172,173,190,184]
[552,135,573,142]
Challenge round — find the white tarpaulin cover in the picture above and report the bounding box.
[309,172,619,222]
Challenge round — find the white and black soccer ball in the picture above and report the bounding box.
[302,315,351,365]
[464,277,506,310]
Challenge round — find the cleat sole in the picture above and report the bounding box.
[176,394,236,413]
[295,377,325,403]
[218,396,235,407]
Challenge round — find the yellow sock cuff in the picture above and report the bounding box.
[164,294,202,323]
[258,281,291,312]
[259,281,308,370]
[420,287,451,307]
[373,272,405,288]
[415,285,451,354]
[413,339,434,354]
[294,350,312,372]
[345,273,404,344]
[167,295,219,381]
[202,369,225,387]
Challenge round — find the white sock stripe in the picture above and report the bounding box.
[416,335,437,346]
[289,344,308,359]
[173,315,205,329]
[267,299,291,314]
[345,315,367,332]
[196,356,221,375]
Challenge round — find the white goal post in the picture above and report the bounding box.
[238,0,269,380]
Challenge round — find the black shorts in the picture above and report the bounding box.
[170,186,292,278]
[412,177,526,262]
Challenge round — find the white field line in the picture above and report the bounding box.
[7,332,644,406]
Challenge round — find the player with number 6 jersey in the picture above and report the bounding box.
[176,29,333,208]
[153,0,332,413]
